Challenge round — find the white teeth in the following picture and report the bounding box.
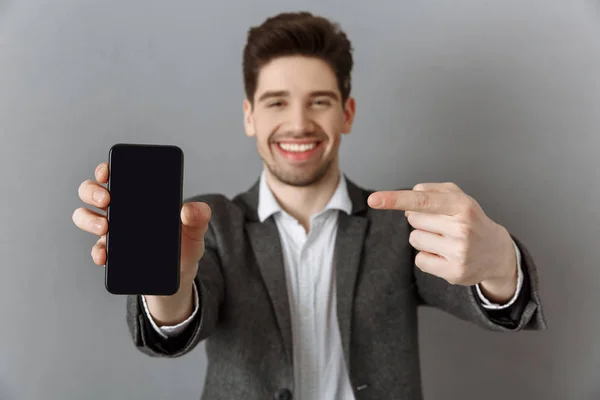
[279,142,317,152]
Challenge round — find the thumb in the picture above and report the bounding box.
[181,202,211,240]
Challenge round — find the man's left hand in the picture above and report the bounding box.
[367,182,518,299]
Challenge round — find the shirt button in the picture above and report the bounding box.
[273,388,292,400]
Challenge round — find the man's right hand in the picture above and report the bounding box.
[72,161,212,326]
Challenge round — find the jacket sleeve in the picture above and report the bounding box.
[412,224,548,332]
[125,215,225,357]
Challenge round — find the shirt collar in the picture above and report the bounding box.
[257,169,353,222]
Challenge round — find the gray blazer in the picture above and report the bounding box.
[126,176,547,400]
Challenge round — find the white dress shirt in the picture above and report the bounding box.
[142,171,524,400]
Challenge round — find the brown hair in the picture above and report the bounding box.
[242,12,354,106]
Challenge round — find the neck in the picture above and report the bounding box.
[264,163,341,229]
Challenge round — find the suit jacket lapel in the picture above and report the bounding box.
[236,180,294,366]
[334,177,369,371]
[246,218,294,367]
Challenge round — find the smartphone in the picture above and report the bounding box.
[105,143,184,296]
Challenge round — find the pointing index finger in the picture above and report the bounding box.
[367,190,465,215]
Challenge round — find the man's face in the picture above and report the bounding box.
[243,56,355,187]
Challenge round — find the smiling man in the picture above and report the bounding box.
[73,11,546,400]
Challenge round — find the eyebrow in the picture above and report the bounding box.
[257,90,340,102]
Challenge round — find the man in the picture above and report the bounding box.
[73,11,546,400]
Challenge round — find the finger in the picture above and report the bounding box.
[413,182,463,193]
[181,202,211,242]
[95,162,109,184]
[407,183,463,216]
[406,212,463,238]
[414,250,447,277]
[72,207,108,236]
[368,190,466,215]
[409,229,456,259]
[91,235,107,266]
[78,179,110,209]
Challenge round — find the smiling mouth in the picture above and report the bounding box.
[273,140,324,161]
[278,142,319,152]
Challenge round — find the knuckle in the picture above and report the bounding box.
[465,206,477,220]
[414,192,430,209]
[455,223,472,239]
[462,196,478,216]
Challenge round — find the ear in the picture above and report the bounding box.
[243,98,256,137]
[341,96,356,134]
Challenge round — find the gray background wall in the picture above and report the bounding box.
[1,0,599,399]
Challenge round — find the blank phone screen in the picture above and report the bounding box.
[105,144,183,295]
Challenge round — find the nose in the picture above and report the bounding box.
[287,105,315,135]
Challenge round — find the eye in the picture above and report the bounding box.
[267,100,285,108]
[312,98,332,107]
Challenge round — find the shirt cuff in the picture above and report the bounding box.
[475,239,524,310]
[141,281,200,340]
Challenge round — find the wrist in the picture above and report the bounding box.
[479,271,517,303]
[144,279,195,326]
[479,256,518,304]
[478,225,519,302]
